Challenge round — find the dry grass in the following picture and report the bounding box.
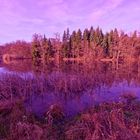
[0,72,95,102]
[65,101,140,140]
[0,62,140,140]
[1,99,140,140]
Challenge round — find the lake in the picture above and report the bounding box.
[0,60,140,118]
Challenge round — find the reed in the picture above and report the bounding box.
[1,100,140,139]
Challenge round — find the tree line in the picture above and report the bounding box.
[32,27,140,63]
[1,27,140,63]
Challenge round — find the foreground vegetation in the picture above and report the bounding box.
[0,61,140,99]
[0,61,139,139]
[0,60,140,139]
[0,94,140,140]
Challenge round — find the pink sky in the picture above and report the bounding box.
[0,0,140,44]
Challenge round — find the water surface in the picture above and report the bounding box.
[0,60,140,118]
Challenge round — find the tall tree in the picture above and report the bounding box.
[71,31,77,58]
[102,33,109,57]
[89,26,95,45]
[62,30,67,57]
[83,28,89,56]
[32,34,41,62]
[66,28,70,41]
[47,39,54,58]
[76,29,82,57]
[41,35,49,61]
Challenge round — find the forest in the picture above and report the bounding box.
[1,27,140,140]
[1,27,140,64]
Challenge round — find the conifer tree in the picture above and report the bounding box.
[102,33,109,57]
[32,34,41,62]
[48,39,54,58]
[89,26,94,42]
[62,30,67,57]
[66,28,70,41]
[76,29,82,57]
[71,31,77,58]
[83,29,89,55]
[41,35,49,61]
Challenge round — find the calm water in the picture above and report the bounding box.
[0,60,140,118]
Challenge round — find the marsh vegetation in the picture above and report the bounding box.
[0,60,140,139]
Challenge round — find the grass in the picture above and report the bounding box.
[65,100,140,140]
[1,98,140,140]
[0,71,100,102]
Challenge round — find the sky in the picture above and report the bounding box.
[0,0,140,44]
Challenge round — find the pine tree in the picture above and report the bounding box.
[94,27,104,46]
[113,28,119,46]
[89,26,94,42]
[102,33,109,57]
[71,31,77,58]
[48,39,54,58]
[108,30,114,57]
[83,28,89,56]
[66,28,70,41]
[41,35,49,61]
[83,28,89,41]
[76,29,82,57]
[62,30,67,57]
[32,34,41,62]
[89,26,96,50]
[66,28,72,57]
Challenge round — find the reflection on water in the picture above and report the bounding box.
[0,60,140,118]
[24,80,140,118]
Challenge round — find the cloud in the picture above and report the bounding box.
[0,0,139,44]
[38,0,64,6]
[88,0,124,20]
[105,0,124,9]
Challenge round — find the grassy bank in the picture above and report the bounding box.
[0,97,140,140]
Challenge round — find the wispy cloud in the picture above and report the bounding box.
[0,0,139,44]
